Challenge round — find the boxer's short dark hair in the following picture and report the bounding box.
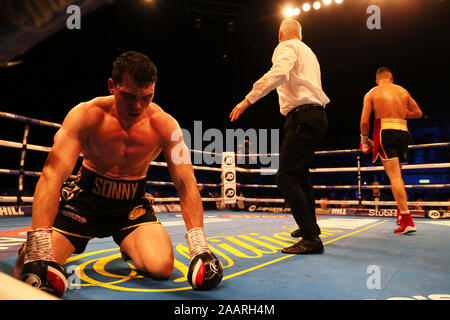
[112,51,157,86]
[376,67,392,80]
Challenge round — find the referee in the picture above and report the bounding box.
[230,19,330,254]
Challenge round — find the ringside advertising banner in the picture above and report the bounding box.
[1,204,448,220]
[247,205,450,219]
[0,205,31,217]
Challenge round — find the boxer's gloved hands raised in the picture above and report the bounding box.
[186,227,223,291]
[20,228,68,297]
[360,134,373,154]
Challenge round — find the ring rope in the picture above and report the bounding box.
[234,162,450,174]
[2,138,448,159]
[0,139,51,152]
[0,196,221,203]
[1,168,448,191]
[2,165,449,189]
[0,111,61,128]
[236,183,450,189]
[234,141,450,157]
[2,111,448,157]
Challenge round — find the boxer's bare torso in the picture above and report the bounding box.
[77,96,166,180]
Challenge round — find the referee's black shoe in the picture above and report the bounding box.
[290,228,303,238]
[281,238,324,254]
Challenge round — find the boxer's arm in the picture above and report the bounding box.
[406,94,423,119]
[359,92,374,153]
[360,92,372,136]
[159,112,223,291]
[31,105,85,229]
[168,156,203,231]
[159,114,203,231]
[22,105,86,297]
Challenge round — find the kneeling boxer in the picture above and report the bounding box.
[360,67,423,234]
[14,51,222,297]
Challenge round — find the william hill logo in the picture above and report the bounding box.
[92,177,139,200]
[64,227,344,292]
[0,206,25,216]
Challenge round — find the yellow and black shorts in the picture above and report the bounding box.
[53,165,159,253]
[372,118,410,165]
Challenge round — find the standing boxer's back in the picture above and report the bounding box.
[370,83,410,120]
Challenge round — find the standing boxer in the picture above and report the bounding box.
[14,51,222,296]
[360,67,423,234]
[230,19,330,254]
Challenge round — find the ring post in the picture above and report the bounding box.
[357,154,362,205]
[17,120,30,209]
[222,152,236,205]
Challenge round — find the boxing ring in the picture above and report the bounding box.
[1,111,449,302]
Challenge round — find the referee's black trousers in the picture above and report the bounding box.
[275,105,327,240]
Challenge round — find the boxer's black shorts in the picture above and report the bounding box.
[53,165,159,253]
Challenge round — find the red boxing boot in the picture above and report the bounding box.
[396,207,401,225]
[394,213,416,234]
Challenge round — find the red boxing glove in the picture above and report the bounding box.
[20,229,68,297]
[21,260,68,297]
[188,251,223,291]
[360,134,373,154]
[186,227,223,291]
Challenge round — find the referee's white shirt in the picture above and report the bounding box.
[245,39,330,116]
